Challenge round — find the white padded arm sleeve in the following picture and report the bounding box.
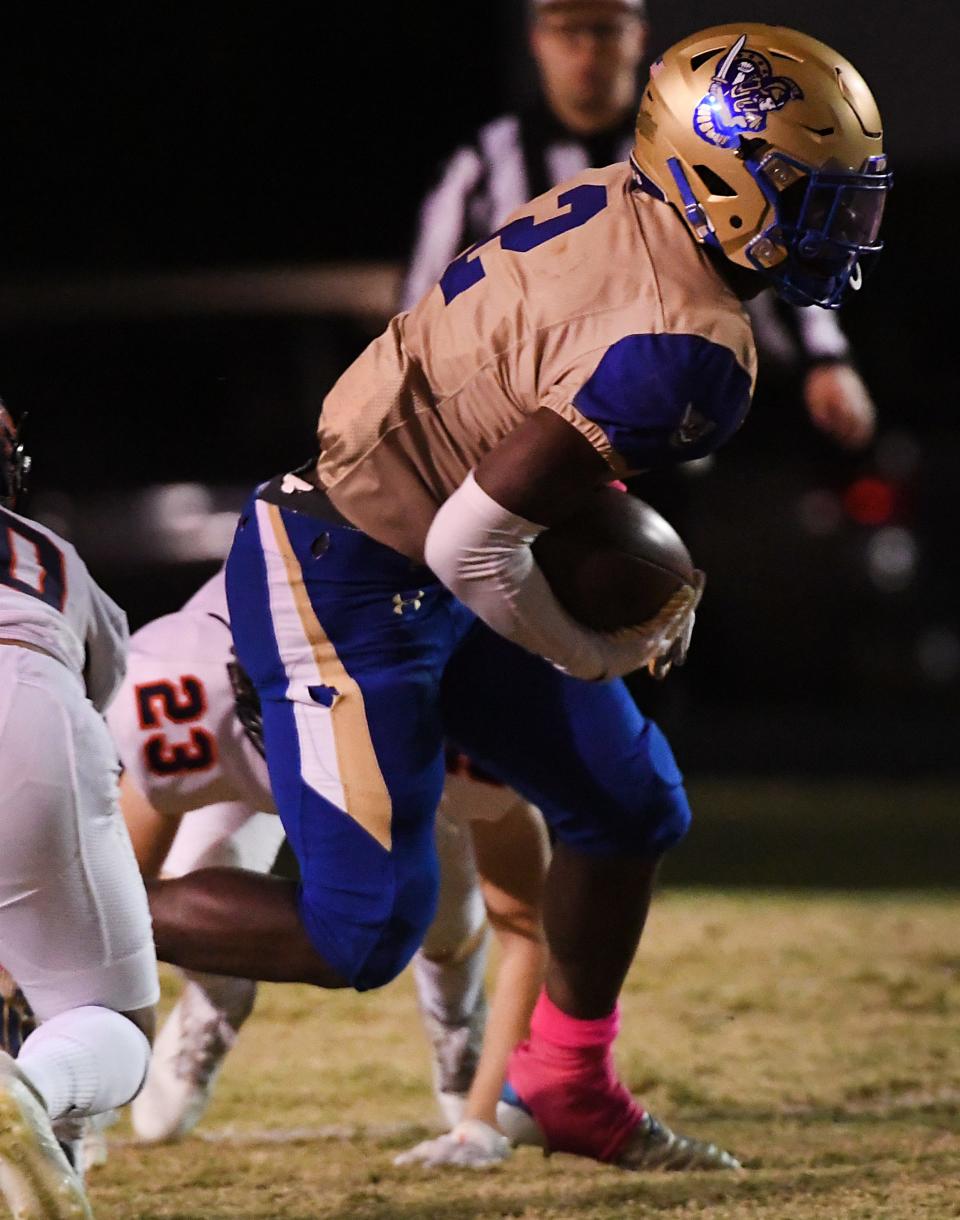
[425,473,682,682]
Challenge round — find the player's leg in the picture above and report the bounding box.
[445,628,681,1009]
[398,788,549,1169]
[412,803,489,1128]
[0,776,168,1076]
[406,758,538,1144]
[131,802,285,1144]
[148,484,470,992]
[0,650,159,1216]
[463,798,549,1130]
[443,628,739,1171]
[0,777,176,1171]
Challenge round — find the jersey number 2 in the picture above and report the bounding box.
[439,183,608,305]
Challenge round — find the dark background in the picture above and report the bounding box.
[0,2,956,779]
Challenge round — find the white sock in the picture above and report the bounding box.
[414,935,489,1026]
[17,1006,150,1121]
[181,969,257,1029]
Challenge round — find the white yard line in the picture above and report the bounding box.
[111,1121,428,1148]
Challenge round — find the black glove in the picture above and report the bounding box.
[227,657,266,759]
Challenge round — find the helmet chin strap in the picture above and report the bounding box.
[1,411,31,508]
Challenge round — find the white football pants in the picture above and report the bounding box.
[0,648,159,1021]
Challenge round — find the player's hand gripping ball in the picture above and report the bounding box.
[533,486,703,676]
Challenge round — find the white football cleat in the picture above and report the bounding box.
[131,976,254,1144]
[495,1095,546,1149]
[0,1051,93,1219]
[394,1118,511,1169]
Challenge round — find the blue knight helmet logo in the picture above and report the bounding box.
[694,34,804,150]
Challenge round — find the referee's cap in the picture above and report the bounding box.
[532,0,647,15]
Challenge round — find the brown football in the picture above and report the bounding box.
[532,487,695,632]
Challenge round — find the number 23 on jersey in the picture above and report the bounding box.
[136,676,218,776]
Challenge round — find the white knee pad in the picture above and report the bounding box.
[18,1006,151,1120]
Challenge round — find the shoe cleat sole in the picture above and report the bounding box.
[0,1055,93,1219]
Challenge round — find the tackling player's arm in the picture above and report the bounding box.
[120,773,184,879]
[425,408,690,682]
[83,573,130,712]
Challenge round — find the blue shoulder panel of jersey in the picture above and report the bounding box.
[572,333,752,470]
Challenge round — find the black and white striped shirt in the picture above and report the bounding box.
[402,99,852,371]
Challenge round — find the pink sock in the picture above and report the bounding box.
[506,989,644,1162]
[530,989,620,1047]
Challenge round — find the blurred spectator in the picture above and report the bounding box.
[402,0,876,451]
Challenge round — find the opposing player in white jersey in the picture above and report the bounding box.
[0,404,159,1219]
[106,572,285,1145]
[107,569,547,1166]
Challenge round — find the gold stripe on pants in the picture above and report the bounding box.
[266,503,393,851]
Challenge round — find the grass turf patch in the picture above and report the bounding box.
[92,887,959,1218]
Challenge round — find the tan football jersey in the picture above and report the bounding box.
[317,162,757,561]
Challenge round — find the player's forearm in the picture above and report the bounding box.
[425,472,613,680]
[119,772,182,880]
[426,473,691,681]
[462,927,547,1128]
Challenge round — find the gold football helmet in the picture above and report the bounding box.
[631,24,891,307]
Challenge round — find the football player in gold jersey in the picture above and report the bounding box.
[146,26,890,1170]
[404,0,878,449]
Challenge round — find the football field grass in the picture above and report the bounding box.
[92,882,960,1219]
